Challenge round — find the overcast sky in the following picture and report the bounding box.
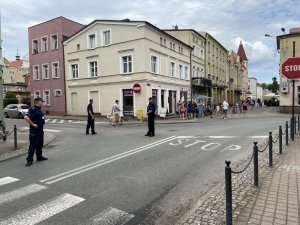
[0,0,299,83]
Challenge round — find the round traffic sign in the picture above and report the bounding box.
[133,83,141,93]
[282,57,300,79]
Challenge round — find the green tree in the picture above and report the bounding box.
[3,92,18,107]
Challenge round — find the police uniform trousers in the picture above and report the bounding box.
[86,116,95,134]
[148,115,155,135]
[27,128,44,161]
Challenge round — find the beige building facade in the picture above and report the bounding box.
[1,54,30,104]
[164,29,208,104]
[64,20,192,116]
[277,27,300,113]
[202,32,228,104]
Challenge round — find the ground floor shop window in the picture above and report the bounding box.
[161,90,166,107]
[123,89,134,116]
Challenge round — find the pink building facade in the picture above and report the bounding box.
[28,17,84,115]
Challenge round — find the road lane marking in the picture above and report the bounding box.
[207,136,237,139]
[0,177,19,186]
[87,207,134,225]
[0,193,84,225]
[51,119,57,123]
[248,136,268,139]
[0,184,47,205]
[59,120,64,123]
[184,140,206,148]
[40,136,177,184]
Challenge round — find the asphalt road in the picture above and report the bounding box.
[0,110,290,225]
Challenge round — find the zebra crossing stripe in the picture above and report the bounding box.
[0,193,85,225]
[0,177,19,187]
[45,119,50,123]
[0,184,47,205]
[59,120,64,123]
[52,119,57,123]
[87,207,134,225]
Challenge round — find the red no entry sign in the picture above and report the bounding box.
[282,57,300,79]
[133,83,141,93]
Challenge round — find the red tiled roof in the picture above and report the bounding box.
[237,41,248,61]
[9,60,23,68]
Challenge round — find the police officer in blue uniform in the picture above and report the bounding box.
[145,97,156,137]
[86,99,97,135]
[24,97,48,167]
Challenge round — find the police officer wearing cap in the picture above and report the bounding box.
[145,97,156,137]
[24,97,48,167]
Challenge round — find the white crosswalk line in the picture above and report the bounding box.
[0,193,85,225]
[45,119,50,123]
[59,120,64,123]
[87,207,134,225]
[68,120,73,123]
[0,184,47,205]
[0,177,19,187]
[51,119,57,123]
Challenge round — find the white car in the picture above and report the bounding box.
[3,104,30,119]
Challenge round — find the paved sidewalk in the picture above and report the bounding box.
[0,129,56,162]
[235,134,300,225]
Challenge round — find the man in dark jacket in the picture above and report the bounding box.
[145,97,156,137]
[86,99,97,135]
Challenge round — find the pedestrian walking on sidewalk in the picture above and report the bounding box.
[24,97,48,167]
[145,97,156,137]
[86,99,97,135]
[222,99,229,119]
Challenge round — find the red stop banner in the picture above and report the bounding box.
[282,57,300,79]
[133,83,141,93]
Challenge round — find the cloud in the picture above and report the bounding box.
[1,0,299,84]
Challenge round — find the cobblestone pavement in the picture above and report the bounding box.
[177,128,298,225]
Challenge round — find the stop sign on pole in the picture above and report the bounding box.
[282,57,300,79]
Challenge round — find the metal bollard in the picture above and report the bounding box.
[298,115,300,131]
[279,126,282,154]
[286,121,288,146]
[225,160,232,225]
[253,142,259,187]
[295,116,297,135]
[269,132,273,167]
[291,117,294,141]
[14,125,17,150]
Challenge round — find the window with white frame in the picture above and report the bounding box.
[88,34,96,49]
[170,62,175,77]
[184,66,189,80]
[55,89,62,96]
[43,90,50,106]
[179,64,183,79]
[102,30,111,46]
[151,55,158,74]
[32,39,39,54]
[192,66,195,77]
[122,55,132,74]
[33,65,39,80]
[71,64,79,79]
[52,62,59,78]
[41,36,48,52]
[89,61,98,77]
[42,64,49,79]
[51,34,58,50]
[34,91,40,99]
